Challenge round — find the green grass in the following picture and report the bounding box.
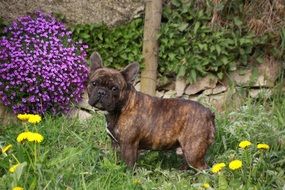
[1,96,285,190]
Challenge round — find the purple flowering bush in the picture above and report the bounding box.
[0,11,89,114]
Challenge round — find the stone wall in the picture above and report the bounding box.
[133,57,283,112]
[0,0,144,26]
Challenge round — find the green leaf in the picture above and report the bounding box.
[256,56,264,64]
[186,15,193,21]
[177,65,186,78]
[179,47,185,54]
[197,10,204,18]
[29,177,37,190]
[193,22,200,35]
[171,0,180,7]
[98,33,103,40]
[217,72,223,79]
[198,44,208,51]
[191,69,197,82]
[80,33,90,39]
[13,162,27,181]
[215,45,221,55]
[221,57,229,65]
[178,23,189,32]
[218,173,229,190]
[239,38,253,45]
[169,53,176,61]
[120,53,128,60]
[233,17,243,26]
[197,43,203,50]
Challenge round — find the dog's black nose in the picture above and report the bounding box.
[98,89,106,96]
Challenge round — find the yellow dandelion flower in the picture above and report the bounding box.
[17,114,42,124]
[17,113,33,121]
[229,160,242,170]
[211,162,226,173]
[1,144,12,153]
[9,164,19,173]
[257,143,270,150]
[202,183,210,188]
[17,132,31,143]
[17,132,44,143]
[133,179,141,185]
[27,114,42,124]
[239,140,252,149]
[12,187,24,190]
[28,132,44,143]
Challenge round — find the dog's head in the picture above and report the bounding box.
[87,52,139,112]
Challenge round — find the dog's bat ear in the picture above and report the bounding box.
[121,63,139,84]
[90,52,103,73]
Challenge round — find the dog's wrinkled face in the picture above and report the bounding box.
[87,52,139,112]
[88,69,125,111]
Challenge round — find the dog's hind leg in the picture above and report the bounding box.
[180,137,209,170]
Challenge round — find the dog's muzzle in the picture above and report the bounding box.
[88,89,107,109]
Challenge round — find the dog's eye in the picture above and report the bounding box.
[92,81,96,86]
[112,86,118,92]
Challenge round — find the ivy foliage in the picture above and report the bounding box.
[158,0,262,82]
[71,0,271,83]
[71,19,143,69]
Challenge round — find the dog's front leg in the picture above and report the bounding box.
[120,142,138,168]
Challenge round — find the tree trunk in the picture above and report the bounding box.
[140,0,162,96]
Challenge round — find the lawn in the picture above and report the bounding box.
[1,95,285,190]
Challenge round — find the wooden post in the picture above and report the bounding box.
[140,0,162,96]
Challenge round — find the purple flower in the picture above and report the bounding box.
[0,11,89,115]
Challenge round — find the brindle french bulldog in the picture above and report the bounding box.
[87,52,215,170]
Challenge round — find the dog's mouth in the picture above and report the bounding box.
[88,98,99,107]
[94,102,104,110]
[88,98,106,110]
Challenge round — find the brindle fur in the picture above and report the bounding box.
[88,52,215,170]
